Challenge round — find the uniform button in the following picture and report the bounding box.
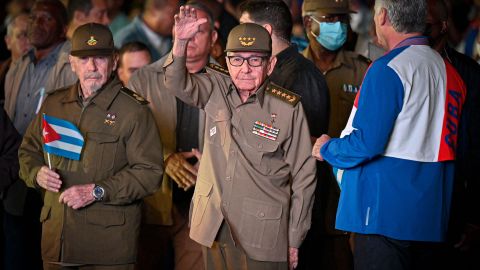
[226,176,231,181]
[222,202,227,207]
[258,143,263,149]
[236,108,241,113]
[233,130,237,135]
[259,212,265,218]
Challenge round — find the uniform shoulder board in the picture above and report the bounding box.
[265,82,301,107]
[120,87,149,105]
[358,54,372,64]
[207,63,229,76]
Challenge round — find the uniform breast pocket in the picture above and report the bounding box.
[205,105,231,146]
[239,198,282,250]
[245,134,280,175]
[84,132,119,174]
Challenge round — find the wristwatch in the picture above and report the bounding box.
[92,185,105,201]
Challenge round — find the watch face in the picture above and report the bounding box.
[93,185,104,199]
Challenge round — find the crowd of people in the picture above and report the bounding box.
[0,0,479,270]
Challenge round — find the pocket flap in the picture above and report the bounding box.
[246,133,279,153]
[195,180,213,196]
[242,198,282,220]
[40,205,51,222]
[87,132,119,144]
[205,105,231,122]
[86,209,125,227]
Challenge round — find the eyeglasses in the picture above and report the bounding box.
[226,55,268,67]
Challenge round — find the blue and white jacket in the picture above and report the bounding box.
[321,37,466,242]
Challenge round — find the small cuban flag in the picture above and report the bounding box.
[42,114,84,161]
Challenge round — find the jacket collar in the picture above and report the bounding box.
[62,75,122,111]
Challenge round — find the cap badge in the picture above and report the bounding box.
[87,36,98,46]
[239,37,255,47]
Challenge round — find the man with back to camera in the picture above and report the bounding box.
[127,1,217,269]
[313,0,467,269]
[425,0,480,268]
[18,23,164,270]
[163,5,317,270]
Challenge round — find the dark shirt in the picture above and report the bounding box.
[0,108,21,194]
[174,98,199,213]
[0,58,11,107]
[269,44,329,137]
[443,46,480,227]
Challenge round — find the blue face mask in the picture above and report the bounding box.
[311,19,348,51]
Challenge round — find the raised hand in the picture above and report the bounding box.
[174,5,208,41]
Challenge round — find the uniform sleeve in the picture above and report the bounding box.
[18,109,45,189]
[100,105,164,204]
[162,52,215,109]
[0,108,22,191]
[321,63,404,169]
[284,103,317,248]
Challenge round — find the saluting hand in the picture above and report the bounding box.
[36,166,62,192]
[165,148,202,191]
[59,183,95,210]
[174,5,208,41]
[312,134,331,161]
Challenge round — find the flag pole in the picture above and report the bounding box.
[47,153,52,170]
[43,113,52,170]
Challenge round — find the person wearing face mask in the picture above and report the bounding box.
[299,0,370,270]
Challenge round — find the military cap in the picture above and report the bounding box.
[302,0,353,14]
[71,23,114,57]
[225,23,272,54]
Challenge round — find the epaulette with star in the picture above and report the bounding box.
[120,87,149,105]
[265,83,301,106]
[207,63,229,76]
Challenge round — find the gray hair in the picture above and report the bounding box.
[5,13,28,37]
[375,0,427,33]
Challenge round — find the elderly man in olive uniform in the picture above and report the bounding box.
[163,6,317,270]
[300,0,370,269]
[18,23,164,270]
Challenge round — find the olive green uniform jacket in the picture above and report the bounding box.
[302,46,370,138]
[18,76,164,265]
[163,54,317,262]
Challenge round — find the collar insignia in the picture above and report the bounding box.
[104,112,116,126]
